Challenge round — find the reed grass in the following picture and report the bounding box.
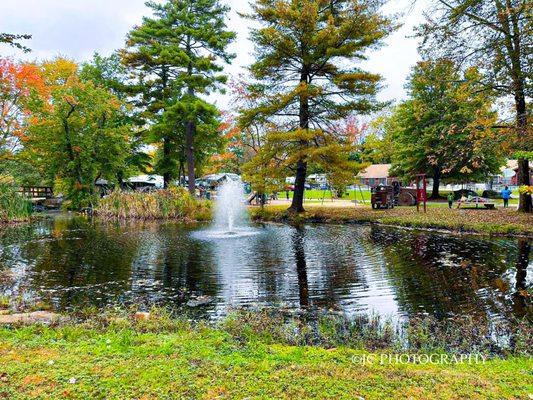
[0,183,33,222]
[95,187,211,221]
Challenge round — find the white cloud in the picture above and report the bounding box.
[0,0,425,108]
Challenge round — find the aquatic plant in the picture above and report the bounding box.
[95,187,211,221]
[220,309,531,357]
[0,182,32,222]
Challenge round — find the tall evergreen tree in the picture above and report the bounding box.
[240,0,394,212]
[122,0,235,191]
[0,32,31,53]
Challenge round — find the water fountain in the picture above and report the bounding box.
[194,179,259,239]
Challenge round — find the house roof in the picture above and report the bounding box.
[358,164,392,179]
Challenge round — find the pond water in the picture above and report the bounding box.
[0,214,530,322]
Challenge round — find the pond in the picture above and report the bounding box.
[0,214,530,322]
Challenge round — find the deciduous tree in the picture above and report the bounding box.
[418,0,532,211]
[389,59,505,197]
[0,59,45,174]
[25,59,132,209]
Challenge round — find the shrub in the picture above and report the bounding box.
[0,182,32,222]
[96,187,212,221]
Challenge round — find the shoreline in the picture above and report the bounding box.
[2,204,532,239]
[250,205,533,238]
[0,309,530,399]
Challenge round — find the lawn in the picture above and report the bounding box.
[0,322,530,399]
[282,188,520,206]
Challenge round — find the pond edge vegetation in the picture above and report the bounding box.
[250,205,533,238]
[0,307,530,399]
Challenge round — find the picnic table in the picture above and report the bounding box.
[457,196,495,209]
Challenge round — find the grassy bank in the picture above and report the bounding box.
[0,310,530,399]
[0,184,32,223]
[250,205,533,236]
[96,187,211,221]
[284,188,520,206]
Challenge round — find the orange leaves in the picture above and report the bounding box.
[0,58,46,98]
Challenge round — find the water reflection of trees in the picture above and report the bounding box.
[127,223,219,306]
[2,218,529,322]
[368,226,530,320]
[513,239,530,318]
[292,227,309,307]
[22,217,138,308]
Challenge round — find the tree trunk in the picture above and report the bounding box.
[185,36,196,196]
[186,119,196,195]
[430,169,440,199]
[289,160,308,213]
[163,137,171,189]
[289,69,310,213]
[515,91,531,212]
[517,158,531,212]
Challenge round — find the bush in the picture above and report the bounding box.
[220,309,531,356]
[96,187,212,221]
[0,183,32,222]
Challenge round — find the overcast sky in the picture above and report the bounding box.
[0,0,427,109]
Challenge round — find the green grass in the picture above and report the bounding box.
[283,188,520,204]
[0,311,531,399]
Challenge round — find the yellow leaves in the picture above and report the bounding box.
[41,57,78,86]
[62,94,78,106]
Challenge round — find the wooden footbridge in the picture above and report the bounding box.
[18,186,54,200]
[17,186,61,209]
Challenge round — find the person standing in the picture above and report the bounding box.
[447,192,454,209]
[501,186,512,208]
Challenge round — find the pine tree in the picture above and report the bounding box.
[122,0,235,191]
[240,0,394,212]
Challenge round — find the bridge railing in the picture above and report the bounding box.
[18,186,54,199]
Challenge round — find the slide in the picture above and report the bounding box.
[247,192,257,204]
